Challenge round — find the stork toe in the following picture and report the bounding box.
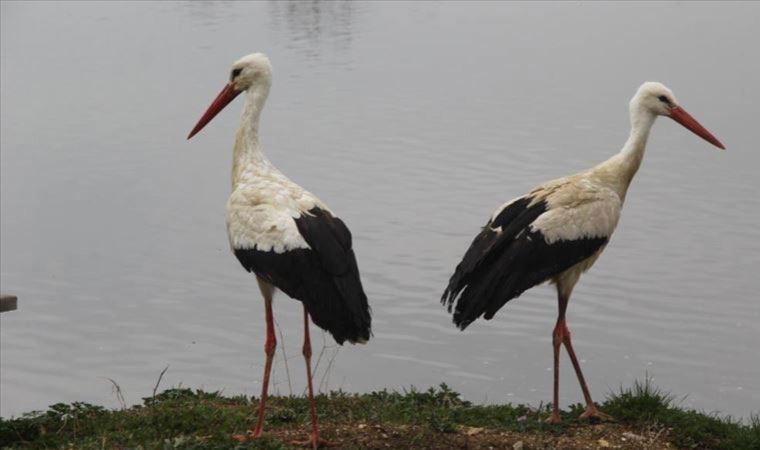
[579,406,614,422]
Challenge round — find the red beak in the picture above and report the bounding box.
[187,83,242,140]
[668,106,725,150]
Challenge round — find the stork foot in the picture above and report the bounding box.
[231,428,265,443]
[579,405,614,422]
[545,411,562,424]
[231,433,248,443]
[292,433,335,449]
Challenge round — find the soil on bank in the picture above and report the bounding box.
[1,383,756,449]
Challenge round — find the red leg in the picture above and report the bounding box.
[303,307,320,447]
[250,293,277,437]
[562,327,611,421]
[292,305,333,449]
[547,317,565,423]
[233,280,277,442]
[546,292,572,423]
[562,330,593,405]
[232,288,277,442]
[547,292,611,422]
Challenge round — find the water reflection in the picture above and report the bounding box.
[174,1,238,30]
[267,0,357,62]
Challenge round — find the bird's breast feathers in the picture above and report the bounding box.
[225,180,329,253]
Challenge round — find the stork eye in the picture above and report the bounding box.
[658,95,669,103]
[232,68,242,78]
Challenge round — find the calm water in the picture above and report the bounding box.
[2,2,759,419]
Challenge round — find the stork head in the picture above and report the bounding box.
[187,53,273,140]
[631,82,725,149]
[228,53,273,92]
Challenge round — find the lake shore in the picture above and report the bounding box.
[1,380,757,449]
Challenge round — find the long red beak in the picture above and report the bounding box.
[669,106,725,150]
[187,83,242,140]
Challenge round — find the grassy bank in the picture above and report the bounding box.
[1,380,757,449]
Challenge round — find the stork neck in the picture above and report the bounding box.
[621,107,655,178]
[607,106,656,196]
[232,84,271,185]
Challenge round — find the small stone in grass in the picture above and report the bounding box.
[623,431,645,441]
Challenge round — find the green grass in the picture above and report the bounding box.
[601,378,760,450]
[1,381,757,449]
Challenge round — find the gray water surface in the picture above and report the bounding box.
[2,1,759,419]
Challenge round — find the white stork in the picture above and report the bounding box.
[441,82,724,423]
[187,53,371,448]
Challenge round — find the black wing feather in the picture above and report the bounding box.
[234,207,371,344]
[442,196,607,330]
[442,197,545,305]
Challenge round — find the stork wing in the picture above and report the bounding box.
[443,185,620,330]
[232,206,371,344]
[442,196,546,304]
[294,207,372,342]
[294,207,354,276]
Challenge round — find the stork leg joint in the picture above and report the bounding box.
[265,334,277,356]
[302,336,312,359]
[552,319,570,346]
